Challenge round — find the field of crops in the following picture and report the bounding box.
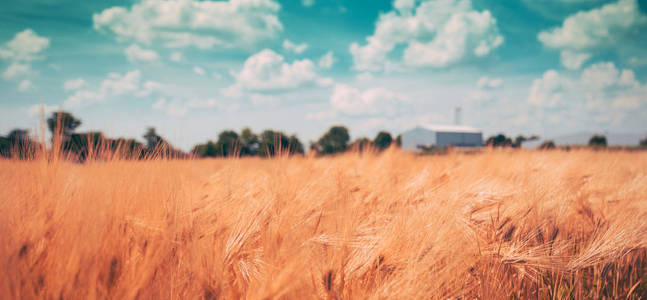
[1,149,646,299]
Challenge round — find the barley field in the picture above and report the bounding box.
[1,149,646,299]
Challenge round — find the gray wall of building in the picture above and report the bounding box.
[401,127,436,151]
[401,128,483,150]
[435,132,483,147]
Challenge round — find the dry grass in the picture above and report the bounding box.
[1,148,647,299]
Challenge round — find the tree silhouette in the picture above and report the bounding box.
[539,140,556,150]
[395,134,402,147]
[314,126,350,155]
[258,130,304,157]
[67,132,106,161]
[109,138,145,159]
[588,135,607,148]
[373,131,393,151]
[143,127,163,150]
[142,127,186,158]
[47,111,81,139]
[1,129,38,158]
[349,137,373,152]
[486,134,513,147]
[0,136,8,157]
[240,127,259,156]
[639,137,647,148]
[215,130,240,157]
[8,129,29,142]
[512,135,539,148]
[192,141,218,158]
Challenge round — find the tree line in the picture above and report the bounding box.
[0,112,402,160]
[191,126,401,158]
[484,133,643,149]
[2,111,647,160]
[0,112,186,160]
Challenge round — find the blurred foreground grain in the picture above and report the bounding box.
[1,149,646,299]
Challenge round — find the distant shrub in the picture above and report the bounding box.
[313,126,350,155]
[373,131,393,151]
[485,134,512,147]
[538,140,556,150]
[588,135,607,148]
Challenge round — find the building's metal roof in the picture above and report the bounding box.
[417,124,482,134]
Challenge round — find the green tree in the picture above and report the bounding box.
[67,132,106,161]
[314,126,350,155]
[143,127,163,150]
[588,134,607,148]
[639,137,647,148]
[142,127,186,158]
[538,140,556,150]
[0,135,9,157]
[192,141,218,158]
[0,129,40,159]
[512,135,539,148]
[110,138,145,159]
[486,134,513,147]
[8,129,29,143]
[395,134,402,147]
[349,137,372,152]
[258,130,304,157]
[1,129,30,158]
[513,136,527,148]
[215,130,240,157]
[47,111,81,139]
[239,127,259,156]
[373,131,393,151]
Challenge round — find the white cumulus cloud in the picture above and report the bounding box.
[193,66,206,76]
[527,62,646,118]
[2,62,30,80]
[63,78,87,91]
[225,49,332,98]
[468,76,504,104]
[528,70,564,108]
[0,29,50,62]
[318,51,336,69]
[93,0,283,49]
[125,44,159,63]
[350,0,503,71]
[538,0,647,69]
[477,76,503,89]
[282,40,308,54]
[136,80,165,98]
[18,79,33,92]
[1,29,49,84]
[64,90,105,107]
[330,84,407,116]
[101,70,143,95]
[169,51,183,62]
[64,70,164,107]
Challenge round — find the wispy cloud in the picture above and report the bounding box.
[125,44,159,63]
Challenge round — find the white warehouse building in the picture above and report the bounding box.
[400,124,483,151]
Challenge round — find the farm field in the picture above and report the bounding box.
[1,149,646,299]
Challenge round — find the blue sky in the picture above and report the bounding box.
[1,0,646,149]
